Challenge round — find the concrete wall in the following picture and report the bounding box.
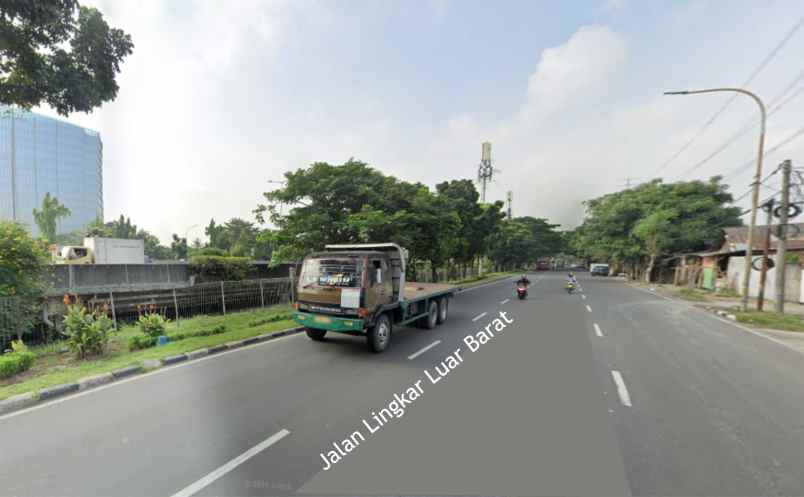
[48,264,190,295]
[726,257,802,303]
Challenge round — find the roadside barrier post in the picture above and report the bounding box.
[220,281,227,315]
[259,279,265,308]
[172,288,180,326]
[109,291,117,331]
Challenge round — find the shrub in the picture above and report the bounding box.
[137,313,169,338]
[62,302,115,359]
[128,335,157,351]
[128,324,228,350]
[0,351,36,379]
[189,256,250,282]
[10,339,28,353]
[248,314,293,327]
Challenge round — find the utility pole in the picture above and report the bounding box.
[757,199,774,311]
[506,191,513,220]
[478,142,494,202]
[774,160,792,313]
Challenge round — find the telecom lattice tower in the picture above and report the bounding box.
[507,190,513,220]
[478,142,494,202]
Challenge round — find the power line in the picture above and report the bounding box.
[655,15,804,174]
[678,74,804,177]
[725,126,804,179]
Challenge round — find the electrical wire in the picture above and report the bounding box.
[678,78,804,178]
[655,15,804,175]
[725,126,804,179]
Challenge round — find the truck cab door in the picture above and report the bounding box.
[367,258,392,309]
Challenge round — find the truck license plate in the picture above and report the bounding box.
[314,316,332,324]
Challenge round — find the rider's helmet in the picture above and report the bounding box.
[568,272,574,278]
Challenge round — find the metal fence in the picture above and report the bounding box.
[0,277,294,348]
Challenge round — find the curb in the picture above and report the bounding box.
[0,326,305,418]
[456,274,516,292]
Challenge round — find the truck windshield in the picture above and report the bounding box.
[300,258,362,288]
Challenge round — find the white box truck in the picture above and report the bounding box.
[84,237,145,264]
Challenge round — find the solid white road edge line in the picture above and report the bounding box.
[611,370,632,407]
[169,429,291,497]
[585,305,592,313]
[500,298,510,304]
[594,323,604,337]
[472,312,487,322]
[408,340,442,360]
[0,331,305,423]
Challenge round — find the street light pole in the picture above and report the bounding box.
[664,88,767,311]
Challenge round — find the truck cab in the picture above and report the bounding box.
[293,243,455,353]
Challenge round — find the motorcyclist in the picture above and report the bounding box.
[516,274,531,287]
[567,272,578,286]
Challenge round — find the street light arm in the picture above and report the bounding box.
[664,88,767,132]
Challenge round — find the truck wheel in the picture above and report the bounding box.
[367,314,392,353]
[423,300,438,329]
[437,298,448,324]
[306,328,327,341]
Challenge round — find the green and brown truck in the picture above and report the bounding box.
[293,243,457,352]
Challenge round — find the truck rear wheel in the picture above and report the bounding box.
[367,314,392,353]
[437,298,448,324]
[422,300,438,329]
[306,328,327,341]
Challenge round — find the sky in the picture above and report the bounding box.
[35,0,804,244]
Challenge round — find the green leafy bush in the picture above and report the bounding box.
[10,339,28,353]
[127,324,228,351]
[0,351,36,379]
[128,335,157,351]
[248,314,293,327]
[137,313,169,338]
[62,303,115,359]
[189,256,250,282]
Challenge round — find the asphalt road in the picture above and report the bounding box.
[2,272,804,496]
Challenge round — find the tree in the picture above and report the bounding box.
[171,234,188,260]
[0,1,134,115]
[32,192,70,242]
[574,177,742,281]
[0,221,49,341]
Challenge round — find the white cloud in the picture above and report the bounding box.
[521,25,627,122]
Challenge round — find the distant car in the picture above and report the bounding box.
[590,264,609,276]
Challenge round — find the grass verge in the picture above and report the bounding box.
[675,288,709,301]
[732,311,804,332]
[0,305,294,401]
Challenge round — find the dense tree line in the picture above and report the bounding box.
[568,177,742,282]
[255,159,564,279]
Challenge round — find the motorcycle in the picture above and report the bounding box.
[516,284,528,300]
[565,281,575,294]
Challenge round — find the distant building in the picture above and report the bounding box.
[0,106,103,236]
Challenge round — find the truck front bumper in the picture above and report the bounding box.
[293,312,365,333]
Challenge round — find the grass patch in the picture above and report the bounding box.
[733,311,804,332]
[715,287,740,298]
[0,305,294,401]
[676,288,709,301]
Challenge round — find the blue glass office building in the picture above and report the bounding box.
[0,107,103,236]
